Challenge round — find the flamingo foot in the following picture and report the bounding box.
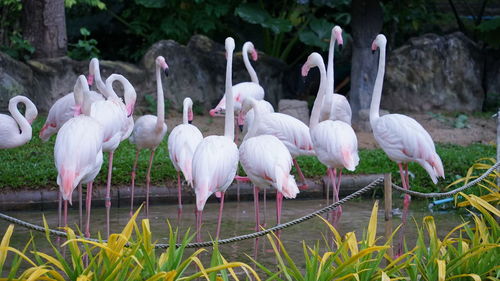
[235,175,251,182]
[298,183,309,190]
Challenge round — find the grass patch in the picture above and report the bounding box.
[0,116,495,195]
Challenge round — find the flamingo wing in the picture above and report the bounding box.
[168,124,203,183]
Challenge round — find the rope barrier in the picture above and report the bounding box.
[0,177,383,249]
[391,161,500,198]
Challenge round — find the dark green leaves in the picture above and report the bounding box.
[299,18,334,50]
[135,0,168,8]
[235,3,292,34]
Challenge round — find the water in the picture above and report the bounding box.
[0,197,466,272]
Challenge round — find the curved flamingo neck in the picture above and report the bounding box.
[243,99,261,140]
[224,49,235,139]
[105,74,137,114]
[309,58,328,130]
[155,64,165,132]
[9,97,32,143]
[326,31,336,95]
[370,42,386,126]
[182,99,192,124]
[90,59,109,97]
[74,75,90,113]
[242,43,259,84]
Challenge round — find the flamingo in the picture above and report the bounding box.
[74,75,133,237]
[319,27,352,124]
[238,99,314,190]
[370,34,444,255]
[192,37,239,242]
[105,74,136,141]
[0,96,38,149]
[39,59,106,141]
[210,41,264,140]
[167,97,203,218]
[240,99,274,136]
[239,97,299,238]
[129,56,168,217]
[54,112,104,235]
[302,49,359,229]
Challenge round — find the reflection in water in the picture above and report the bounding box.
[1,198,466,269]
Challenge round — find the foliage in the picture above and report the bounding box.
[427,112,470,129]
[0,31,35,61]
[68,27,101,61]
[65,0,106,10]
[446,157,499,208]
[251,199,500,279]
[143,93,171,116]
[0,208,259,280]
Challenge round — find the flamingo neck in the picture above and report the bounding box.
[309,59,327,129]
[73,75,90,115]
[91,60,109,97]
[244,99,260,140]
[182,99,192,124]
[9,97,32,143]
[370,43,386,127]
[326,31,336,95]
[155,64,165,132]
[105,74,137,116]
[224,50,235,139]
[243,44,259,84]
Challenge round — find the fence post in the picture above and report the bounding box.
[384,173,392,221]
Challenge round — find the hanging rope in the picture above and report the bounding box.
[0,177,383,249]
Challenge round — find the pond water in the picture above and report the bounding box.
[0,197,467,273]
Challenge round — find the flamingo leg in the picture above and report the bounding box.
[263,187,267,227]
[334,169,343,225]
[63,200,68,228]
[293,158,308,190]
[276,192,284,241]
[78,184,83,232]
[216,192,225,240]
[145,149,155,218]
[234,120,239,145]
[253,186,260,231]
[236,180,240,202]
[177,171,182,221]
[396,163,411,256]
[85,182,93,238]
[328,168,338,228]
[130,149,139,217]
[58,191,62,228]
[196,209,203,242]
[105,151,114,238]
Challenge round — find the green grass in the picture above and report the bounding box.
[0,117,495,194]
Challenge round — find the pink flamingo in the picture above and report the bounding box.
[302,50,359,228]
[370,34,444,255]
[74,75,135,237]
[39,59,106,141]
[129,56,168,217]
[238,100,314,190]
[0,96,38,149]
[105,74,136,141]
[54,112,104,235]
[167,97,203,218]
[319,26,352,125]
[210,41,264,139]
[192,37,239,242]
[239,97,299,238]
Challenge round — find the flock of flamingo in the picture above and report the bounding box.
[0,27,445,252]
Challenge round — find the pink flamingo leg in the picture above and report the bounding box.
[177,171,183,220]
[196,209,203,242]
[396,163,410,256]
[85,182,93,238]
[234,120,239,145]
[215,192,225,239]
[253,186,260,231]
[57,192,62,244]
[328,168,338,228]
[293,158,308,190]
[275,192,284,241]
[130,150,139,217]
[145,149,155,218]
[78,184,83,231]
[63,200,68,228]
[334,169,343,225]
[263,188,267,227]
[105,151,114,238]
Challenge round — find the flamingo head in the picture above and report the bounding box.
[246,42,258,61]
[39,122,57,141]
[301,52,323,77]
[333,25,343,49]
[209,107,225,117]
[126,101,135,117]
[188,108,194,124]
[372,34,387,54]
[156,56,169,77]
[72,104,82,117]
[225,37,235,53]
[237,111,245,127]
[88,57,99,85]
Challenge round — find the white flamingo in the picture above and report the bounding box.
[370,34,444,255]
[302,51,359,228]
[192,37,239,242]
[167,97,203,217]
[0,96,38,149]
[319,26,352,124]
[129,56,168,217]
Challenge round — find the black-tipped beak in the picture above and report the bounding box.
[372,49,375,54]
[338,44,343,51]
[164,68,169,77]
[188,120,192,124]
[238,124,244,132]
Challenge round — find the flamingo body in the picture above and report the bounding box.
[168,123,203,184]
[242,99,274,135]
[129,115,167,149]
[90,99,128,152]
[319,93,352,124]
[0,96,38,149]
[211,82,264,115]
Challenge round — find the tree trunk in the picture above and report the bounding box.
[22,0,67,58]
[350,0,383,123]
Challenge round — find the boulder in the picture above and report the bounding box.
[278,99,310,125]
[141,35,287,111]
[484,48,500,110]
[0,52,34,111]
[383,32,484,112]
[356,108,390,131]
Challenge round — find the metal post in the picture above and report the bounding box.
[384,173,392,221]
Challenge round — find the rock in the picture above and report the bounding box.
[141,35,287,111]
[384,32,484,112]
[0,52,34,111]
[278,99,310,125]
[484,48,500,110]
[356,108,390,131]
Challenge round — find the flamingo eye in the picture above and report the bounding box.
[50,123,57,128]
